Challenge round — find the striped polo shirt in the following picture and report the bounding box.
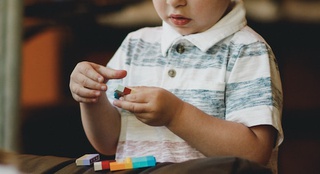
[106,1,283,173]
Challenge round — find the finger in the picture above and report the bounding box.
[91,64,127,81]
[113,100,149,114]
[70,83,102,98]
[72,93,99,103]
[74,62,105,83]
[123,93,148,103]
[72,72,107,91]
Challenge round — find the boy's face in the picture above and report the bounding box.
[153,0,231,35]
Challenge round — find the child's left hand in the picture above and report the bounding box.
[113,87,184,127]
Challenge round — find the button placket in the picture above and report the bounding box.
[166,42,187,79]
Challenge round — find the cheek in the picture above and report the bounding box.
[153,1,167,20]
[198,8,226,27]
[194,13,218,31]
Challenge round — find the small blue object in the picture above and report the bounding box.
[146,156,156,166]
[131,156,156,168]
[114,92,120,99]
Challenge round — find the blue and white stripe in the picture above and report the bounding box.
[106,1,283,173]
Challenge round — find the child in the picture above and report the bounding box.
[69,0,283,173]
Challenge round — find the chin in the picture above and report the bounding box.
[176,29,197,36]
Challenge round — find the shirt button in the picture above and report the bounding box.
[176,44,185,54]
[168,69,176,78]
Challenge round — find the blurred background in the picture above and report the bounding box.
[1,0,320,173]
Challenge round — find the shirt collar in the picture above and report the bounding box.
[161,0,247,57]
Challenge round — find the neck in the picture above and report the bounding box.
[221,1,235,20]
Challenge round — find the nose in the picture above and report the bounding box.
[166,0,187,8]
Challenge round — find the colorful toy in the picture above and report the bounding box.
[114,85,131,99]
[94,160,115,171]
[75,154,100,166]
[77,154,156,171]
[110,157,133,171]
[110,156,156,171]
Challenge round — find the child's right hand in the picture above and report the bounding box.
[69,61,127,103]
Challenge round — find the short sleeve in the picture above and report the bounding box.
[225,41,283,146]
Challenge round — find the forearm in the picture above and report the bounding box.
[80,95,121,155]
[167,102,275,165]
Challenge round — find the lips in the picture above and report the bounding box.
[169,14,191,26]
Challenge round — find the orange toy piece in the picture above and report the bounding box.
[110,157,133,171]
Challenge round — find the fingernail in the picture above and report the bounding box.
[113,100,119,105]
[98,77,103,82]
[101,86,107,90]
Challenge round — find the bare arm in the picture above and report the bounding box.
[69,61,127,155]
[114,87,276,165]
[167,102,276,165]
[80,96,121,155]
